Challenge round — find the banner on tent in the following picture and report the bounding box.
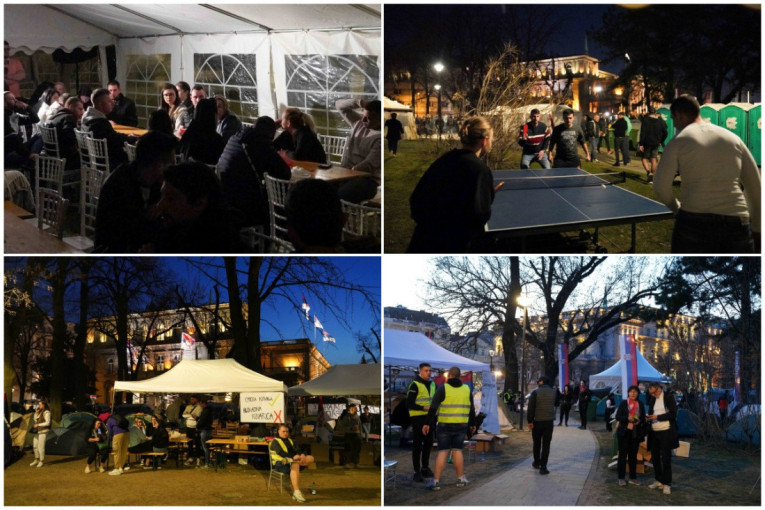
[240,392,285,423]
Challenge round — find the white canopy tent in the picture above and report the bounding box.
[384,329,500,434]
[113,358,287,394]
[5,4,381,130]
[589,349,671,392]
[288,363,380,397]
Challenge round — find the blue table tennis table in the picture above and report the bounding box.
[486,168,673,252]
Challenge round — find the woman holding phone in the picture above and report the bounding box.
[615,385,646,486]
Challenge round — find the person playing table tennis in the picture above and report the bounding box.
[408,116,495,253]
[549,109,589,168]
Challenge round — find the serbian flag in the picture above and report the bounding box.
[301,294,311,320]
[182,332,195,349]
[558,343,569,390]
[322,330,335,343]
[621,334,638,392]
[313,315,323,330]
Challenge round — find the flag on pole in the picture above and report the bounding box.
[301,294,311,320]
[182,332,195,349]
[620,334,638,392]
[558,343,569,390]
[313,315,323,330]
[322,330,335,343]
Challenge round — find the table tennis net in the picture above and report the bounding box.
[495,172,626,191]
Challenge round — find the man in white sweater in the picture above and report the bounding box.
[336,97,381,203]
[653,95,760,253]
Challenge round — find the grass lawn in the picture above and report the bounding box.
[384,139,680,254]
[578,429,761,506]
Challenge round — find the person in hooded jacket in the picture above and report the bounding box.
[44,96,84,170]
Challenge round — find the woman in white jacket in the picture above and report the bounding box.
[30,401,51,467]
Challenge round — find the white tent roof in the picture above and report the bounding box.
[288,363,380,396]
[384,330,490,371]
[6,4,381,54]
[384,97,412,111]
[589,349,669,391]
[113,358,287,394]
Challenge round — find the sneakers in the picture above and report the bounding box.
[413,472,424,482]
[618,479,627,487]
[36,462,44,468]
[85,466,92,474]
[196,458,201,467]
[421,466,434,478]
[123,465,130,471]
[663,485,671,495]
[98,466,105,473]
[108,468,123,476]
[628,479,642,486]
[292,490,306,503]
[426,479,441,491]
[200,464,209,469]
[29,460,39,467]
[539,467,550,475]
[455,476,469,487]
[185,458,195,466]
[648,481,663,490]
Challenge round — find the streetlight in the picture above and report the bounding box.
[517,295,530,431]
[489,348,495,372]
[433,62,444,141]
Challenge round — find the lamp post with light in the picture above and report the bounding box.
[517,295,530,431]
[433,62,444,141]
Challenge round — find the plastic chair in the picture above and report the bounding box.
[263,173,292,242]
[86,137,111,175]
[63,167,105,252]
[341,199,381,240]
[267,448,289,495]
[39,124,62,159]
[124,141,137,162]
[74,128,92,170]
[239,226,295,253]
[37,188,69,239]
[318,134,347,165]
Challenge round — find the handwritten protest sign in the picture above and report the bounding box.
[240,392,285,423]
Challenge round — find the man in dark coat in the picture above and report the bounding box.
[44,96,84,170]
[106,80,138,127]
[527,376,556,474]
[81,88,135,170]
[385,112,405,156]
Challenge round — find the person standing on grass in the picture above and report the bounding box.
[646,382,678,495]
[549,109,590,168]
[615,385,646,487]
[30,401,51,468]
[424,366,476,491]
[518,108,551,169]
[527,376,556,475]
[638,107,667,182]
[385,112,405,156]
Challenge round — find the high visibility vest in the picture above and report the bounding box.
[269,437,295,466]
[408,380,436,417]
[438,384,471,424]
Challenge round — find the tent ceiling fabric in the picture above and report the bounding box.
[113,358,287,394]
[384,329,490,371]
[5,4,381,52]
[288,363,380,397]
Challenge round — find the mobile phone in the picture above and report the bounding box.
[318,163,332,169]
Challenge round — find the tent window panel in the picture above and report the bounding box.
[287,92,307,108]
[126,54,171,129]
[194,53,258,124]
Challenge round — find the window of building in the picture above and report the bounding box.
[157,354,165,371]
[194,53,259,124]
[107,358,114,375]
[125,53,172,128]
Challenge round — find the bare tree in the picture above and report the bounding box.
[355,327,380,363]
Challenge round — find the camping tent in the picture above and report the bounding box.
[5,4,380,132]
[288,363,380,396]
[384,330,500,434]
[113,358,287,394]
[589,349,670,392]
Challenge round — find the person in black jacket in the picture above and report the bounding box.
[558,385,573,426]
[615,385,646,486]
[646,382,678,495]
[518,108,551,169]
[178,98,225,165]
[4,91,39,169]
[406,362,436,482]
[576,380,592,430]
[385,112,405,156]
[44,96,84,170]
[106,80,138,127]
[612,111,631,166]
[274,107,326,163]
[527,376,556,475]
[408,116,495,253]
[638,107,668,181]
[196,400,213,468]
[81,88,136,170]
[218,116,291,228]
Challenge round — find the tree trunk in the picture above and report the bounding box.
[72,262,91,411]
[501,257,521,393]
[49,258,70,421]
[224,257,249,367]
[246,258,264,372]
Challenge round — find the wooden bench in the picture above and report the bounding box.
[108,451,167,470]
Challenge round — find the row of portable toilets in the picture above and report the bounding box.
[657,102,761,166]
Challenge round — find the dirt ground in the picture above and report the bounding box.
[4,452,381,506]
[383,428,533,506]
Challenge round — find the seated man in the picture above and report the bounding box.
[269,424,315,503]
[150,161,240,253]
[285,179,344,253]
[95,131,177,252]
[190,84,207,116]
[81,88,135,170]
[4,91,38,169]
[106,80,138,127]
[44,96,85,170]
[335,97,381,203]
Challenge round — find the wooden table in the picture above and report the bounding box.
[205,438,269,471]
[5,212,80,253]
[291,160,370,183]
[169,436,193,468]
[113,123,148,137]
[5,200,34,219]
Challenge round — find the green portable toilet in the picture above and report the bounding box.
[747,104,761,166]
[700,103,725,126]
[657,104,673,152]
[719,102,751,143]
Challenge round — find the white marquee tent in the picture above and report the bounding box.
[113,358,287,394]
[5,4,381,130]
[588,349,671,392]
[288,363,380,397]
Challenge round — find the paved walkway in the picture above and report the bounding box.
[449,417,599,506]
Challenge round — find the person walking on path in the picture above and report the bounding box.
[527,376,556,475]
[558,385,573,426]
[385,112,405,156]
[638,107,667,182]
[647,382,678,495]
[615,385,647,486]
[406,362,436,482]
[577,380,592,430]
[424,366,476,491]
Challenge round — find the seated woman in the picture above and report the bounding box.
[273,107,327,163]
[178,98,225,165]
[269,424,315,503]
[127,417,153,459]
[159,83,190,139]
[143,415,170,468]
[84,418,108,473]
[214,95,242,145]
